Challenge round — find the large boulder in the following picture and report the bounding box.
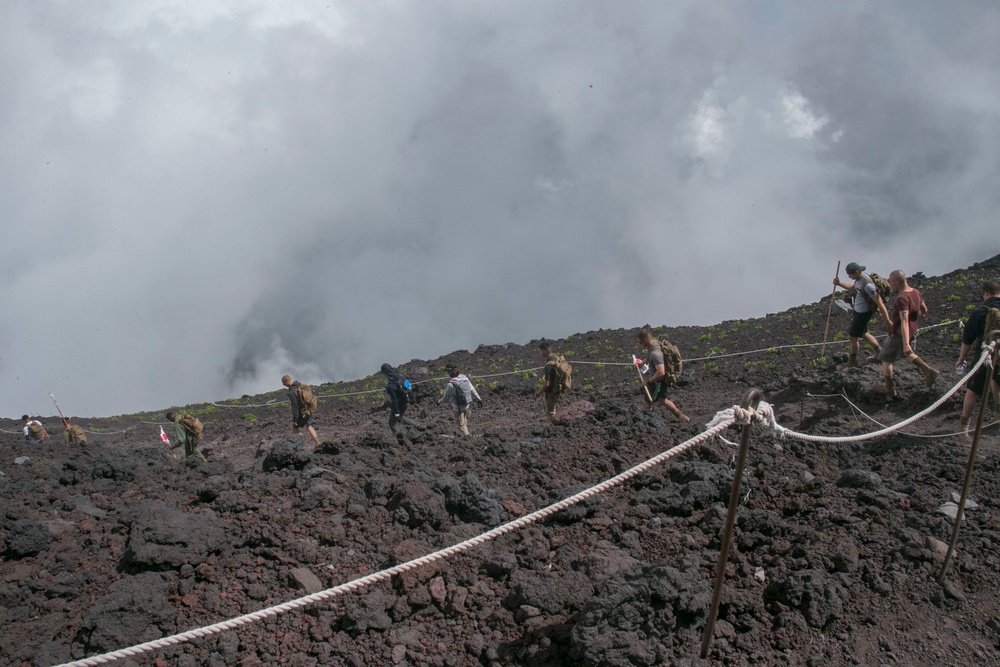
[445,474,506,527]
[123,501,227,569]
[76,572,175,654]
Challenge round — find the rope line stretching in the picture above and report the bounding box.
[51,418,735,667]
[704,343,995,446]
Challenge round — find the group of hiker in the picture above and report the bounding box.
[833,263,1000,437]
[17,265,1000,458]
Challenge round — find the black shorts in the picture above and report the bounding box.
[648,379,674,400]
[294,413,314,428]
[968,363,1000,396]
[848,310,875,338]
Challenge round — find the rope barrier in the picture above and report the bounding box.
[760,344,994,444]
[52,416,736,667]
[806,391,1000,439]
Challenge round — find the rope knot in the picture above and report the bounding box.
[732,405,755,425]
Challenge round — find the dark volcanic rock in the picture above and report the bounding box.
[4,519,54,557]
[123,501,227,569]
[445,473,506,526]
[76,572,175,654]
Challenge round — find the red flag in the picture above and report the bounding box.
[160,426,170,445]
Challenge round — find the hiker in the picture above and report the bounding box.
[636,327,690,422]
[165,411,206,461]
[533,341,571,422]
[833,262,890,368]
[955,279,1000,438]
[282,375,321,448]
[22,415,49,444]
[381,363,419,435]
[437,364,483,437]
[62,418,87,445]
[874,270,939,398]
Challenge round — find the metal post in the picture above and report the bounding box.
[700,388,763,659]
[938,338,998,583]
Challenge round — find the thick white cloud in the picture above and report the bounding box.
[1,1,998,417]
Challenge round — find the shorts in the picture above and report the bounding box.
[648,379,675,401]
[294,413,314,428]
[878,335,912,364]
[848,310,875,338]
[968,363,1000,396]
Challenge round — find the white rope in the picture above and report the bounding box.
[51,417,735,667]
[811,391,1000,440]
[765,344,994,444]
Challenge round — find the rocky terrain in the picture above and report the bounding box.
[3,254,1000,667]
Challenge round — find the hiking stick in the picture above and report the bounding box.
[632,355,653,402]
[49,392,67,421]
[821,260,841,356]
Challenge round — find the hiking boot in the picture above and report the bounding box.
[837,354,859,371]
[873,383,897,399]
[865,349,881,364]
[923,367,940,387]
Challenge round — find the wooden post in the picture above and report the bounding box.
[821,261,841,356]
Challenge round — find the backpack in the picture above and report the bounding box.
[66,424,86,443]
[972,306,1000,355]
[295,384,318,417]
[178,414,203,439]
[547,355,573,394]
[658,340,684,385]
[27,422,48,440]
[451,380,468,409]
[862,273,892,305]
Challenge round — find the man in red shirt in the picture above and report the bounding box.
[875,270,939,398]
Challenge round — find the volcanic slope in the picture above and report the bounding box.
[2,254,1000,667]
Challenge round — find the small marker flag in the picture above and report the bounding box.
[160,426,170,445]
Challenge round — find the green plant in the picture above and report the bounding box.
[954,279,965,288]
[243,414,258,423]
[947,294,960,302]
[832,331,847,341]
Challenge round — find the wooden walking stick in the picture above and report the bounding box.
[632,355,654,402]
[821,260,841,356]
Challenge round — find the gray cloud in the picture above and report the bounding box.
[1,1,998,416]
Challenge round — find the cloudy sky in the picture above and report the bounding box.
[2,1,999,417]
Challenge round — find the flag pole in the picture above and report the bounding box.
[49,392,67,421]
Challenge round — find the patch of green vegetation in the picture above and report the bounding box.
[947,294,960,302]
[954,279,965,288]
[699,333,711,342]
[953,334,960,343]
[832,331,847,341]
[243,414,258,423]
[966,304,976,312]
[812,356,827,366]
[488,381,500,391]
[802,321,815,329]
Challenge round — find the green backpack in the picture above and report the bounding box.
[862,273,892,305]
[296,384,318,416]
[972,307,1000,355]
[178,414,203,438]
[658,340,684,385]
[547,355,573,394]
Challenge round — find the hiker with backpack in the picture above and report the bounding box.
[534,341,572,422]
[282,375,321,448]
[636,327,690,422]
[833,262,891,368]
[381,363,420,436]
[955,279,1000,438]
[62,418,87,445]
[437,364,483,437]
[165,411,206,461]
[874,270,940,398]
[21,415,49,444]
